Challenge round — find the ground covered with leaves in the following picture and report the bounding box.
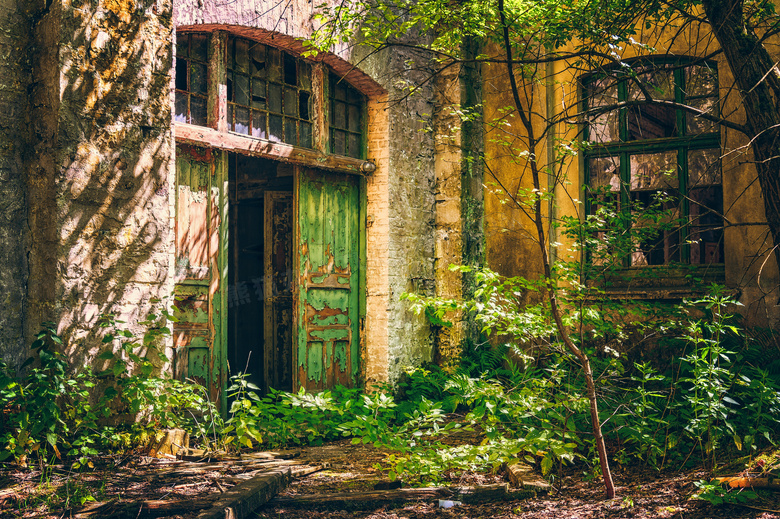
[3,438,780,518]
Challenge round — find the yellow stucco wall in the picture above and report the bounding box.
[483,20,780,325]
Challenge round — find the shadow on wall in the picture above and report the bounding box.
[29,0,174,372]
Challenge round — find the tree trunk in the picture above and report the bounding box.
[497,0,616,500]
[703,0,780,281]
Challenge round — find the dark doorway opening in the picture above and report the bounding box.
[228,154,294,393]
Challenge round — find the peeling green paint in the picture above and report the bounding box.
[297,168,360,389]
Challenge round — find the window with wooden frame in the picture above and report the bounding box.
[226,38,314,148]
[174,32,367,159]
[583,59,723,268]
[175,33,209,125]
[330,73,366,159]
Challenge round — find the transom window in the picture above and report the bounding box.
[175,33,209,126]
[227,38,314,148]
[330,74,365,159]
[174,32,366,158]
[583,60,723,267]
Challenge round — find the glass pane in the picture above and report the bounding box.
[234,38,249,74]
[589,113,619,143]
[284,88,298,117]
[628,67,674,101]
[175,58,188,91]
[588,156,621,192]
[227,104,233,130]
[269,114,283,142]
[191,34,208,62]
[284,118,297,144]
[685,64,718,97]
[299,91,310,120]
[267,47,281,82]
[250,43,266,77]
[688,148,722,187]
[268,84,282,113]
[234,74,249,106]
[252,111,266,139]
[587,77,619,107]
[334,100,347,128]
[688,226,723,264]
[251,79,266,109]
[587,77,619,143]
[348,104,361,131]
[630,151,678,191]
[686,96,719,134]
[299,62,311,90]
[284,53,297,85]
[300,122,312,149]
[348,133,361,158]
[227,74,233,102]
[234,106,250,135]
[332,130,346,155]
[174,94,188,123]
[190,95,207,126]
[334,79,347,101]
[627,103,677,140]
[190,62,207,94]
[176,34,189,58]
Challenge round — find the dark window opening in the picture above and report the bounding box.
[329,74,365,159]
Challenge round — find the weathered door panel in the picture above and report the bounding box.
[174,146,227,406]
[296,169,360,390]
[264,191,294,392]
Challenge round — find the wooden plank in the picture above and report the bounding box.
[175,123,369,176]
[195,468,292,519]
[271,487,453,508]
[504,463,552,493]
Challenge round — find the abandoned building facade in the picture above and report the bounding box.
[0,0,777,406]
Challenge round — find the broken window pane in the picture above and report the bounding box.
[250,43,266,77]
[627,103,677,140]
[175,58,188,91]
[251,80,266,109]
[284,53,297,85]
[299,91,310,120]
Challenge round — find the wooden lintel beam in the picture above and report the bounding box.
[174,123,368,176]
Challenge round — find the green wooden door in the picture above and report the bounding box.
[173,146,228,407]
[296,168,360,390]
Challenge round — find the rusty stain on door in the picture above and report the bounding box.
[296,168,360,390]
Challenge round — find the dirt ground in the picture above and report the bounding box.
[2,439,780,518]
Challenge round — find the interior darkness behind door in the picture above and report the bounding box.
[228,154,293,393]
